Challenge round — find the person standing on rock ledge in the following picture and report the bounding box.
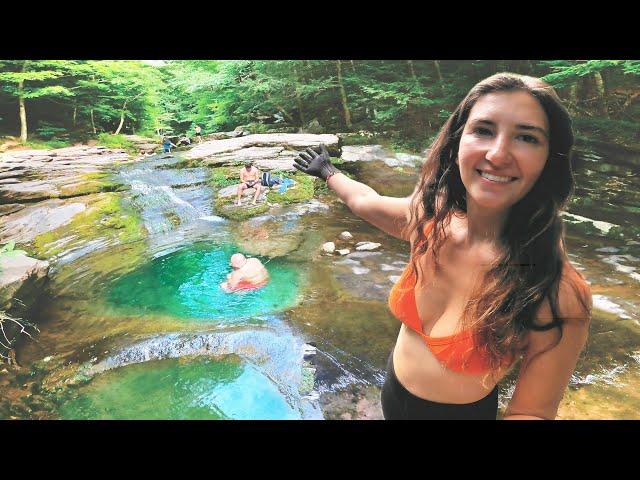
[162,136,177,154]
[195,125,202,143]
[236,160,262,206]
[293,73,592,420]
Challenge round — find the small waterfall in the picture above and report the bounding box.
[121,155,218,234]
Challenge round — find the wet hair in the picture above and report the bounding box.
[230,253,247,268]
[404,73,591,373]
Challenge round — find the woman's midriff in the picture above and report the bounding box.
[393,324,512,404]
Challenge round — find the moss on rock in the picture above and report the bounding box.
[214,196,270,221]
[32,192,145,258]
[265,173,316,205]
[208,166,240,189]
[58,173,126,198]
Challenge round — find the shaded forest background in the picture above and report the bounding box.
[1,60,639,152]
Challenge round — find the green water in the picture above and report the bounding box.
[106,242,300,321]
[59,355,301,420]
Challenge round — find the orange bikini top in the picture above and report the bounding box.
[388,221,497,375]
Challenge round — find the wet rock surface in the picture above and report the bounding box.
[0,146,130,203]
[0,200,87,244]
[341,145,423,167]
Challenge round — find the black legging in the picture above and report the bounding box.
[381,350,499,420]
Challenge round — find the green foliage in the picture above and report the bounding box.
[35,122,68,140]
[208,167,239,188]
[23,138,72,150]
[96,133,138,154]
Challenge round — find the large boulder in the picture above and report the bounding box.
[0,254,49,357]
[185,133,341,171]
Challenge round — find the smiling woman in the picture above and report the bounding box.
[293,73,592,420]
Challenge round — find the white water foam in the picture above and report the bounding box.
[592,294,632,319]
[561,212,618,234]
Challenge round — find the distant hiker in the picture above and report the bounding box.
[162,137,177,153]
[195,125,202,143]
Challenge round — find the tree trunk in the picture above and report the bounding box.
[293,66,305,127]
[407,60,419,85]
[434,60,445,91]
[568,83,579,110]
[90,109,96,134]
[593,71,608,117]
[73,105,77,127]
[114,99,128,135]
[350,60,356,73]
[18,61,28,143]
[335,60,352,130]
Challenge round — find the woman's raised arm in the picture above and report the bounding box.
[294,145,415,241]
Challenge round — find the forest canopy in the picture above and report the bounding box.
[1,60,638,151]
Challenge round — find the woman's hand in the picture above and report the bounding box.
[293,144,339,181]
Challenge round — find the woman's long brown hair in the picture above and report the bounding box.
[404,73,590,372]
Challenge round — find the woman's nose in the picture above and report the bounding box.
[485,136,513,166]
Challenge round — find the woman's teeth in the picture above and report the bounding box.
[477,170,513,183]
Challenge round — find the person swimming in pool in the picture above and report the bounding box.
[220,253,269,293]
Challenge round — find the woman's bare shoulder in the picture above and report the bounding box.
[558,260,592,322]
[532,260,592,329]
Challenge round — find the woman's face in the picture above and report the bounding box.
[457,91,550,213]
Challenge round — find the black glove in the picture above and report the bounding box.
[293,144,339,181]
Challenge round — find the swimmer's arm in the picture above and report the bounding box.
[239,169,247,183]
[503,273,592,420]
[327,173,416,241]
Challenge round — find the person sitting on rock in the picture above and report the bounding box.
[220,253,269,293]
[236,160,262,206]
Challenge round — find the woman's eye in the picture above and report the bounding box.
[518,134,539,144]
[474,127,493,136]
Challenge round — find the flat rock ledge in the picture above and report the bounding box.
[185,133,340,171]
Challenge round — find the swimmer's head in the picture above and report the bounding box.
[230,253,247,269]
[245,161,253,169]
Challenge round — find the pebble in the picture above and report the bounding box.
[339,231,353,240]
[336,249,350,255]
[322,241,335,253]
[355,242,381,251]
[352,267,370,275]
[595,247,620,253]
